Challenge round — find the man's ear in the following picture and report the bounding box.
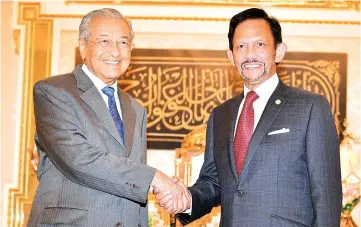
[227,49,235,66]
[78,38,86,61]
[275,43,287,63]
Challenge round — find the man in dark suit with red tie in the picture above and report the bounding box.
[157,8,342,227]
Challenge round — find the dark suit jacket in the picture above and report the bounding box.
[178,81,342,227]
[28,65,156,227]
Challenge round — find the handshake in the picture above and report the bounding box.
[151,170,191,214]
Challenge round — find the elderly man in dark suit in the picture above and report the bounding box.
[28,8,189,227]
[157,8,342,227]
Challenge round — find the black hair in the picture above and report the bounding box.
[228,8,282,50]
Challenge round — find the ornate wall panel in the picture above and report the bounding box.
[76,49,347,149]
[65,0,360,10]
[7,2,53,227]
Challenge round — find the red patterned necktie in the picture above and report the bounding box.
[234,91,259,175]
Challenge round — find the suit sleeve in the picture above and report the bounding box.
[33,81,156,204]
[177,112,221,225]
[140,110,150,227]
[306,95,342,227]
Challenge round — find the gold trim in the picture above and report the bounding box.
[65,0,360,11]
[41,15,361,25]
[13,2,361,25]
[147,138,184,142]
[7,2,53,226]
[12,29,20,55]
[147,132,186,137]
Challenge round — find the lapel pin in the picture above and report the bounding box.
[275,99,281,105]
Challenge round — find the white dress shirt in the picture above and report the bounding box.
[82,64,123,120]
[234,74,279,136]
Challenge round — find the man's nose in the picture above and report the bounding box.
[108,42,122,57]
[245,45,256,58]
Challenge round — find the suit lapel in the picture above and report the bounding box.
[239,81,291,181]
[118,88,136,157]
[224,94,244,181]
[74,65,125,148]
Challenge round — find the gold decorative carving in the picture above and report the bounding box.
[10,3,361,24]
[278,58,343,134]
[23,8,37,20]
[123,60,235,132]
[181,125,207,150]
[7,2,53,227]
[38,15,361,25]
[12,29,20,55]
[172,127,221,226]
[121,59,238,143]
[65,0,360,11]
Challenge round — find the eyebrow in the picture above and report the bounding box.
[235,38,269,43]
[96,34,110,39]
[96,35,130,40]
[120,36,130,40]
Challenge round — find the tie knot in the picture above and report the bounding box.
[102,86,115,98]
[245,91,259,105]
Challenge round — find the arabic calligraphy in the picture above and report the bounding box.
[120,64,242,132]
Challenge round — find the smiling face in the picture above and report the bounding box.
[79,17,132,85]
[227,19,286,90]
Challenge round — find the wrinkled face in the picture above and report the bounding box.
[227,19,286,89]
[79,17,132,85]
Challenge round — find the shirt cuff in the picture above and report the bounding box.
[183,191,192,214]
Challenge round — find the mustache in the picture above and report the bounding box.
[241,59,264,66]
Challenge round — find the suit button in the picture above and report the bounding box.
[237,190,244,196]
[115,222,121,227]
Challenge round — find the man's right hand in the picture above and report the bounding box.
[152,174,191,214]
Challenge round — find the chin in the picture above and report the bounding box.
[243,74,264,82]
[103,71,122,78]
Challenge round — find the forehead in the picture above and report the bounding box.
[90,17,131,38]
[234,19,273,41]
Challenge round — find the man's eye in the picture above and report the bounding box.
[118,40,129,46]
[100,40,111,45]
[256,42,265,47]
[238,44,246,48]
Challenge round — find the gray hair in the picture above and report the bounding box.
[79,8,134,41]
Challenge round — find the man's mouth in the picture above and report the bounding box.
[103,60,120,65]
[242,62,263,69]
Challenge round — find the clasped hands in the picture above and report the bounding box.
[151,171,191,214]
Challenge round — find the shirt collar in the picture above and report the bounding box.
[243,73,279,100]
[82,64,118,91]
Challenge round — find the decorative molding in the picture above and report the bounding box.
[14,2,361,25]
[32,15,361,25]
[7,2,53,227]
[64,0,360,11]
[12,29,20,55]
